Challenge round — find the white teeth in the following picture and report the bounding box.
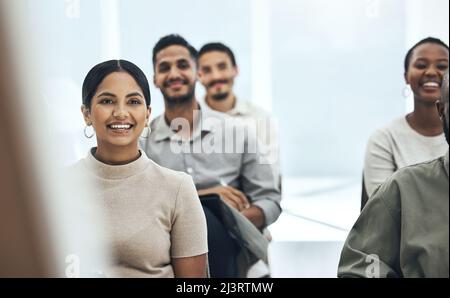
[423,82,439,88]
[109,124,131,129]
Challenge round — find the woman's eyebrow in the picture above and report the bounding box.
[126,92,143,98]
[96,91,117,98]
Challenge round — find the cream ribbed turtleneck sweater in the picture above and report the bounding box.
[71,149,208,277]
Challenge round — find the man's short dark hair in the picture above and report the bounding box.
[404,37,449,74]
[199,42,237,67]
[152,34,198,68]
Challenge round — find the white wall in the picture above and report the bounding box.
[27,0,449,176]
[404,0,449,112]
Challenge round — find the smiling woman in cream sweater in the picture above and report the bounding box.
[72,60,208,277]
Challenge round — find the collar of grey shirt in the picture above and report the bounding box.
[152,108,220,143]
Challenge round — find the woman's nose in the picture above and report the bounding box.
[113,104,129,119]
[424,65,440,76]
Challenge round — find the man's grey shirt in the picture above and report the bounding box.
[140,107,282,227]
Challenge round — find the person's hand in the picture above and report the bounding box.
[198,186,250,211]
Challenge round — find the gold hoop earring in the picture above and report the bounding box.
[84,124,95,139]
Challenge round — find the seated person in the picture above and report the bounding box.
[72,60,208,277]
[198,42,280,182]
[140,35,282,277]
[197,42,281,278]
[338,71,449,278]
[363,37,448,199]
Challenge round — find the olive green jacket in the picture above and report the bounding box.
[338,151,449,278]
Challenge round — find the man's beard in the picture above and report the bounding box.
[211,92,229,101]
[208,79,232,101]
[162,84,196,107]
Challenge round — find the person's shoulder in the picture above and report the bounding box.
[243,101,271,118]
[372,154,447,213]
[138,156,197,208]
[367,116,406,144]
[149,114,163,130]
[202,105,245,131]
[202,104,233,120]
[374,116,412,136]
[376,116,405,132]
[144,156,192,184]
[144,114,169,148]
[393,154,446,180]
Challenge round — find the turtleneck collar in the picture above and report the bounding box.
[83,147,150,180]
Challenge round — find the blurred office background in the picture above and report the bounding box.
[1,0,448,277]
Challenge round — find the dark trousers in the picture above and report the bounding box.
[202,205,239,278]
